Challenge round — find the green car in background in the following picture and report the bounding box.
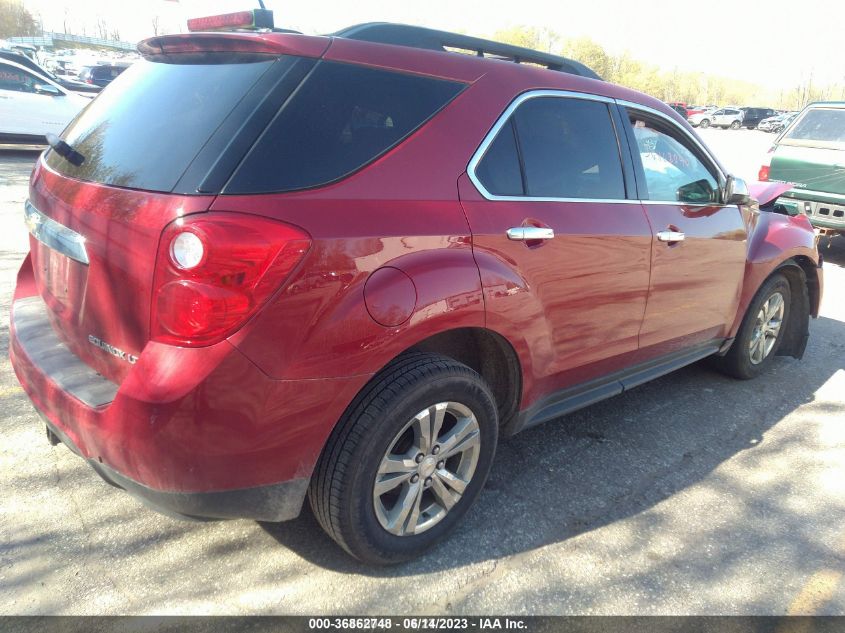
[760,102,845,236]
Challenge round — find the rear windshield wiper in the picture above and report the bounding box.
[45,133,85,167]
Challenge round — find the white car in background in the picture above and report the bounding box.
[0,58,89,144]
[688,107,744,129]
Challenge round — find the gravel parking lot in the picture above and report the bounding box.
[1,130,844,615]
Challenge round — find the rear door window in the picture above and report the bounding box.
[474,119,524,196]
[473,95,626,200]
[226,61,464,193]
[518,97,625,199]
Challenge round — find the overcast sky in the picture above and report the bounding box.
[23,0,845,90]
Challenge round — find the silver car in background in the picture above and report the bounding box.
[689,107,744,129]
[758,112,798,133]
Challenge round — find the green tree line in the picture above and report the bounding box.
[492,25,844,111]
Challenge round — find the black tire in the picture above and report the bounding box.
[699,118,711,128]
[730,120,741,130]
[309,352,498,564]
[712,273,791,380]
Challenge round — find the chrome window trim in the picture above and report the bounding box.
[467,90,729,207]
[24,200,89,265]
[467,89,629,203]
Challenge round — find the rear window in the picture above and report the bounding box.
[46,57,277,192]
[94,66,124,79]
[785,108,845,144]
[225,61,464,194]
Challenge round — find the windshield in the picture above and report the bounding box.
[785,108,845,144]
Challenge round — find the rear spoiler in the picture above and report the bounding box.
[138,32,330,60]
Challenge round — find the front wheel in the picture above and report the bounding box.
[712,274,791,379]
[309,352,498,564]
[699,118,711,128]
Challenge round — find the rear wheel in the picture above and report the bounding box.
[309,353,498,564]
[730,120,741,130]
[699,118,711,128]
[712,274,791,379]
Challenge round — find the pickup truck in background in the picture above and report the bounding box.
[761,102,845,236]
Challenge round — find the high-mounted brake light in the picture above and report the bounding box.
[187,9,274,33]
[152,213,310,347]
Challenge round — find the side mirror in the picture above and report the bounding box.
[34,83,62,97]
[677,178,717,204]
[724,175,751,205]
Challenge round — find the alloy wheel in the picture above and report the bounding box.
[749,291,785,365]
[373,402,481,536]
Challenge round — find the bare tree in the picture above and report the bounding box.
[96,16,108,39]
[151,15,160,36]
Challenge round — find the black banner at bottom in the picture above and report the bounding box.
[0,617,842,633]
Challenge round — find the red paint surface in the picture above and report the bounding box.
[364,267,417,327]
[10,31,821,498]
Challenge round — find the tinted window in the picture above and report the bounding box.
[475,119,524,196]
[785,108,845,144]
[93,66,125,79]
[511,97,625,199]
[0,52,52,80]
[45,57,276,192]
[0,64,37,93]
[628,114,719,204]
[227,62,464,193]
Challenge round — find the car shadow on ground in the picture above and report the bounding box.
[260,309,845,577]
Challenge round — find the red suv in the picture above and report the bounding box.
[10,16,823,564]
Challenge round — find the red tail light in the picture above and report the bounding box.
[152,213,310,347]
[758,145,775,181]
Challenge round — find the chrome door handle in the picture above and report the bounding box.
[656,230,685,242]
[506,227,555,241]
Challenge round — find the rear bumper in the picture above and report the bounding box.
[40,410,308,522]
[9,283,368,521]
[777,195,845,231]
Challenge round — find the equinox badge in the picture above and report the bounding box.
[88,335,138,365]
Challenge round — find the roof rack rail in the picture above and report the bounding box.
[332,23,602,80]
